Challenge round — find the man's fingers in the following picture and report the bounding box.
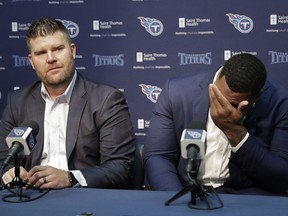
[209,84,230,107]
[237,100,249,116]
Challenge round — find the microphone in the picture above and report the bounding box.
[1,120,39,169]
[180,121,206,160]
[180,121,206,178]
[166,121,224,209]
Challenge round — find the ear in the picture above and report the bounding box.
[28,54,35,70]
[70,43,76,59]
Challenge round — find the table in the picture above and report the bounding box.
[0,188,287,216]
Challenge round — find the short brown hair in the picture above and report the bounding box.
[26,17,72,52]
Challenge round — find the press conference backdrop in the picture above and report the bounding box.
[0,1,287,143]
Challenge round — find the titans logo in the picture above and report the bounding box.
[139,84,162,103]
[14,129,24,136]
[187,130,201,139]
[57,19,79,38]
[138,17,164,36]
[226,13,253,33]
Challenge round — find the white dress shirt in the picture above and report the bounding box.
[197,68,249,188]
[40,72,87,186]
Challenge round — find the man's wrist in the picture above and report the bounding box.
[224,126,247,147]
[230,132,249,152]
[67,171,78,187]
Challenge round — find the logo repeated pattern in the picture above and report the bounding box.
[1,1,288,140]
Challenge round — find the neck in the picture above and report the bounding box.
[45,84,69,100]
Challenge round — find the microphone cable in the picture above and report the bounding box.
[0,165,50,203]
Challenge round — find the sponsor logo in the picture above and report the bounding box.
[179,18,186,28]
[270,15,288,24]
[224,50,232,60]
[136,52,167,62]
[9,22,30,39]
[137,119,150,129]
[136,52,143,62]
[11,22,18,32]
[93,20,100,30]
[138,17,164,36]
[90,20,126,38]
[223,50,257,60]
[266,14,288,33]
[11,22,30,32]
[226,13,253,33]
[93,20,123,30]
[176,17,214,35]
[270,14,277,25]
[178,17,211,28]
[134,52,170,70]
[139,84,162,103]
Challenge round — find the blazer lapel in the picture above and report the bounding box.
[65,74,87,160]
[193,72,214,124]
[29,85,46,166]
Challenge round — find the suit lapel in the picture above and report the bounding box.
[192,72,214,124]
[65,74,87,160]
[29,85,45,166]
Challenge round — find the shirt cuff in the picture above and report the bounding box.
[230,132,249,152]
[71,170,88,187]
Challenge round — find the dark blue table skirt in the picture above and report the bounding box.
[0,188,287,216]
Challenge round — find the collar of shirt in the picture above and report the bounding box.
[213,66,222,83]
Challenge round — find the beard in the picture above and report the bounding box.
[41,67,75,90]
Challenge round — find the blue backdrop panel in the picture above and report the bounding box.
[0,0,287,143]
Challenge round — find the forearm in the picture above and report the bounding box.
[81,159,133,189]
[222,124,247,147]
[230,135,288,193]
[144,155,183,191]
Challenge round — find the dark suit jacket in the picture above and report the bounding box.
[144,71,288,195]
[0,72,136,189]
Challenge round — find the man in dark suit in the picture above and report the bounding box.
[144,53,288,195]
[0,17,135,189]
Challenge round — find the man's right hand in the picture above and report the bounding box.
[2,166,29,185]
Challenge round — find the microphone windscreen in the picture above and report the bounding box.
[20,120,39,136]
[188,121,206,130]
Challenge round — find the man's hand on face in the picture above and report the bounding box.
[209,83,248,146]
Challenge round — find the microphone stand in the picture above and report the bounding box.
[165,157,223,210]
[2,154,30,202]
[1,154,50,203]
